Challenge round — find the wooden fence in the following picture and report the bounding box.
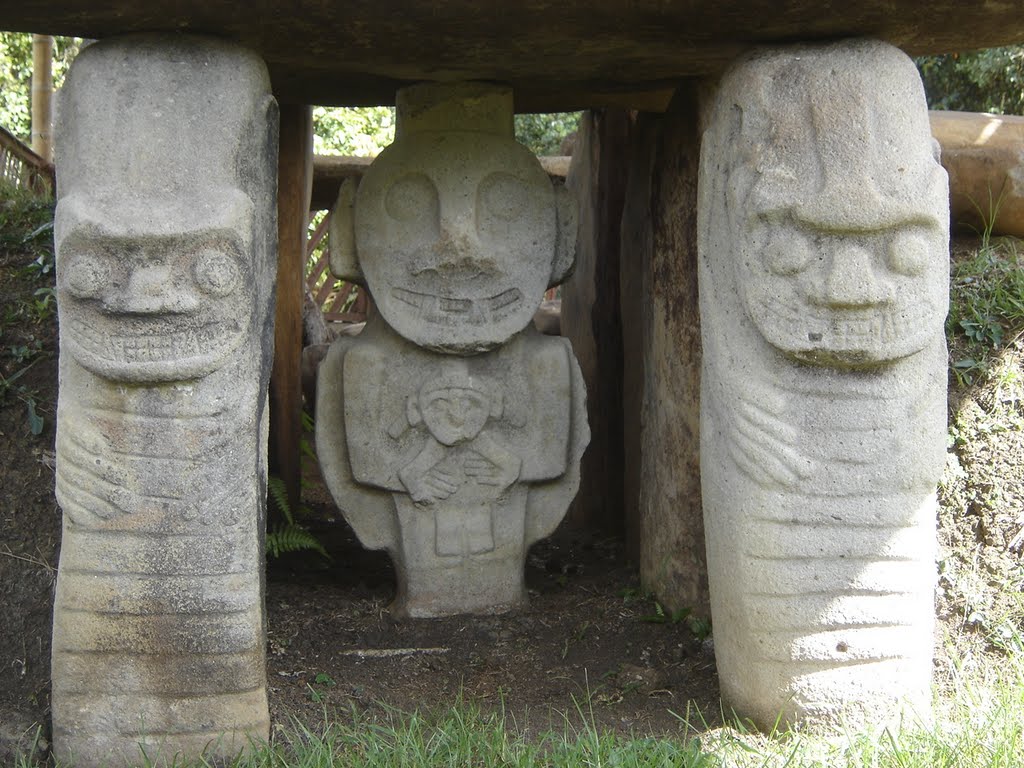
[0,125,54,196]
[304,211,370,324]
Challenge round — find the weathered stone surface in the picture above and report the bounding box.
[318,322,587,616]
[52,35,278,767]
[617,94,707,609]
[317,82,589,617]
[930,110,1024,237]
[7,2,1024,110]
[699,40,947,729]
[561,109,628,532]
[351,84,576,355]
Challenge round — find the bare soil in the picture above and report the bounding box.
[0,211,62,761]
[1,229,1021,762]
[265,479,719,738]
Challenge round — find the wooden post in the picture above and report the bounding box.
[31,34,54,162]
[561,109,630,534]
[619,112,655,564]
[271,104,313,514]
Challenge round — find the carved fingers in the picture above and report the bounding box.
[724,384,813,489]
[406,466,460,504]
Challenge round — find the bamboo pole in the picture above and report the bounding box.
[31,34,54,162]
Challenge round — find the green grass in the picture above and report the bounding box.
[947,238,1024,386]
[18,654,1024,768]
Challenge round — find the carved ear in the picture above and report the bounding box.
[489,387,504,419]
[549,183,578,288]
[328,177,365,285]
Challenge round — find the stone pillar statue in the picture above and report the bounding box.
[317,83,589,618]
[698,40,948,728]
[51,36,278,766]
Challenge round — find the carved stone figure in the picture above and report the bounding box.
[51,36,278,767]
[317,83,589,617]
[698,40,948,729]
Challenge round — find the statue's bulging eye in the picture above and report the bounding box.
[193,249,240,297]
[65,252,110,299]
[385,173,439,222]
[889,232,931,276]
[764,234,812,276]
[479,172,528,221]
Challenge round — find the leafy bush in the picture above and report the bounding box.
[312,107,579,157]
[0,33,81,141]
[514,112,580,155]
[916,46,1024,114]
[313,106,395,156]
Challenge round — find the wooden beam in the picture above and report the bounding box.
[270,104,313,514]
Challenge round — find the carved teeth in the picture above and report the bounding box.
[391,287,523,325]
[68,318,237,364]
[761,297,927,351]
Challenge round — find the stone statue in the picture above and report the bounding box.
[51,36,278,766]
[317,83,589,617]
[698,40,948,729]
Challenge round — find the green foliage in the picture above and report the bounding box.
[265,476,330,560]
[313,106,396,156]
[0,186,55,253]
[639,600,713,639]
[0,185,54,435]
[916,46,1024,114]
[514,112,580,155]
[0,361,44,436]
[311,106,578,158]
[0,33,81,140]
[259,701,711,768]
[947,240,1024,386]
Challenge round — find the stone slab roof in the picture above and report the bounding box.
[6,1,1024,110]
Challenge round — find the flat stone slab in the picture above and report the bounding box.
[931,110,1024,237]
[10,2,1024,109]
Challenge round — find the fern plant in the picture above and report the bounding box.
[266,475,330,560]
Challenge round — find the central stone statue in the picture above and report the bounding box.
[317,83,589,617]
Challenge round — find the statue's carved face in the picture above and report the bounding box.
[355,132,557,352]
[420,385,491,446]
[720,44,950,368]
[56,195,253,382]
[734,208,948,367]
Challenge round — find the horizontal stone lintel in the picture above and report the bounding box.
[9,1,1024,110]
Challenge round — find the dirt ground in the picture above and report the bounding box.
[265,476,719,739]
[1,228,1022,762]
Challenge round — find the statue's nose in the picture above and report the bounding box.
[411,217,496,278]
[103,264,199,314]
[821,246,889,308]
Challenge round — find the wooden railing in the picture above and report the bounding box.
[0,125,54,196]
[304,212,370,324]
